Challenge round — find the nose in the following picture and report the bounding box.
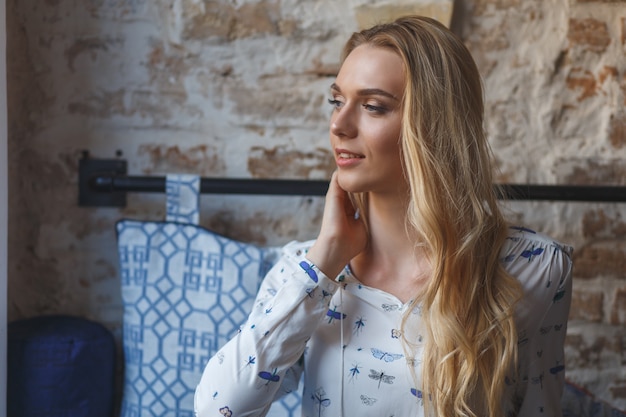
[330,105,357,139]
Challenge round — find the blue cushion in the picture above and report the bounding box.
[117,219,301,417]
[7,315,116,417]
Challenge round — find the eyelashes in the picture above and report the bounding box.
[327,98,388,115]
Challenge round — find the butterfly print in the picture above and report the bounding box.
[360,394,377,406]
[371,347,404,362]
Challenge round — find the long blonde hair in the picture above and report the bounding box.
[342,16,522,417]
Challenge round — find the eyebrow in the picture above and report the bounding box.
[330,83,399,101]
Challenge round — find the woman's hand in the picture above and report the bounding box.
[306,171,368,279]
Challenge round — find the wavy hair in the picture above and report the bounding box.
[341,16,523,417]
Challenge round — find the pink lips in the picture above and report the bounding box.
[335,148,365,168]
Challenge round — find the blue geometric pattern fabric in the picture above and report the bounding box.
[117,174,302,417]
[165,174,200,225]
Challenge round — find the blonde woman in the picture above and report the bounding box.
[196,16,573,417]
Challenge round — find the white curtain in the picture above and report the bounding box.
[0,0,7,415]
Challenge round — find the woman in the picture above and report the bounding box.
[195,16,573,417]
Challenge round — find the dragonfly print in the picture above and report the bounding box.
[299,261,318,283]
[369,369,396,388]
[521,246,544,262]
[326,306,346,324]
[311,387,331,417]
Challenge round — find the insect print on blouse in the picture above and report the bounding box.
[406,357,421,367]
[326,306,346,324]
[521,246,544,262]
[553,289,566,302]
[299,261,318,283]
[360,394,377,406]
[531,372,544,389]
[369,369,395,388]
[243,355,256,369]
[354,317,366,335]
[348,363,361,382]
[258,368,280,385]
[550,361,565,375]
[411,388,424,405]
[371,347,404,362]
[502,253,516,263]
[391,329,402,339]
[540,325,552,335]
[311,387,331,417]
[219,406,232,417]
[381,303,400,312]
[510,225,536,234]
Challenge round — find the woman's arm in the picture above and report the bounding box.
[194,242,338,417]
[504,230,574,416]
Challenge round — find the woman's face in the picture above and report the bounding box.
[329,44,406,195]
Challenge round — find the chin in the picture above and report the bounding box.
[336,171,368,194]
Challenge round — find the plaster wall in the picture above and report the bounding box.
[6,0,626,409]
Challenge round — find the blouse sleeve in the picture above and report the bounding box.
[501,227,574,417]
[194,240,338,417]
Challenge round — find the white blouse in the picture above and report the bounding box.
[195,226,573,417]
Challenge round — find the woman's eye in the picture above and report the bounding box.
[363,103,387,114]
[328,98,343,109]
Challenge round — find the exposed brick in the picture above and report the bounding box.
[137,144,226,176]
[566,68,598,101]
[471,0,522,16]
[609,113,626,148]
[574,241,626,279]
[563,159,626,185]
[182,0,283,41]
[610,287,626,325]
[568,18,611,53]
[570,289,604,322]
[247,145,334,179]
[582,209,626,239]
[354,2,454,30]
[565,333,608,367]
[565,326,626,368]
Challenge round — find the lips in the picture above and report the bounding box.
[336,149,364,159]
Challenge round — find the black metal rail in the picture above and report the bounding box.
[78,156,626,207]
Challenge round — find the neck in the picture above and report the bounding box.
[351,191,431,302]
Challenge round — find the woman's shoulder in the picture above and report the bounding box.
[500,225,573,294]
[501,225,573,259]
